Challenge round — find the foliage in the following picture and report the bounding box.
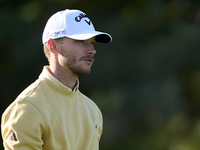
[1,0,200,149]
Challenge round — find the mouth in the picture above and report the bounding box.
[81,56,95,64]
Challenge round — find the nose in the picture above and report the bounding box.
[87,45,96,56]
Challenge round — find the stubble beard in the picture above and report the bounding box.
[64,55,92,76]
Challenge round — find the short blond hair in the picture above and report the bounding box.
[43,43,50,62]
[43,38,64,62]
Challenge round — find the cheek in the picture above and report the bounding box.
[60,54,78,66]
[59,47,82,64]
[68,56,77,66]
[58,55,68,66]
[58,49,69,63]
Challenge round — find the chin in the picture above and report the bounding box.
[73,68,91,76]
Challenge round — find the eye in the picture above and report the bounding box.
[91,41,96,45]
[78,40,84,43]
[74,40,84,43]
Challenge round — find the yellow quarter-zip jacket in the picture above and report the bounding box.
[1,66,103,150]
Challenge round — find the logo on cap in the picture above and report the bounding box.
[75,13,91,25]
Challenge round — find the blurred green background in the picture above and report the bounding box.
[1,0,200,149]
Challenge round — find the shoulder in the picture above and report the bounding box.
[17,79,47,100]
[78,91,97,105]
[2,79,47,124]
[77,91,102,114]
[1,97,46,137]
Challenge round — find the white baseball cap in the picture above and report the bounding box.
[42,9,112,44]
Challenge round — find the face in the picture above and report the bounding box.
[55,37,96,76]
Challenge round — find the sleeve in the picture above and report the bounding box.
[1,100,46,150]
[97,109,103,142]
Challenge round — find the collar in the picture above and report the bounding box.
[39,66,79,94]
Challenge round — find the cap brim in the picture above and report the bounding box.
[67,31,112,43]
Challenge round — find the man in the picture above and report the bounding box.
[1,9,112,150]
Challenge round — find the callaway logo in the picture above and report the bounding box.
[75,13,91,25]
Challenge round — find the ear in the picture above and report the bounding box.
[47,39,58,54]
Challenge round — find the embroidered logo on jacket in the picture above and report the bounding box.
[9,132,18,141]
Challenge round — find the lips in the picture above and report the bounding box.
[81,56,95,63]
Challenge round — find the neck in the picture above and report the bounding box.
[48,65,78,90]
